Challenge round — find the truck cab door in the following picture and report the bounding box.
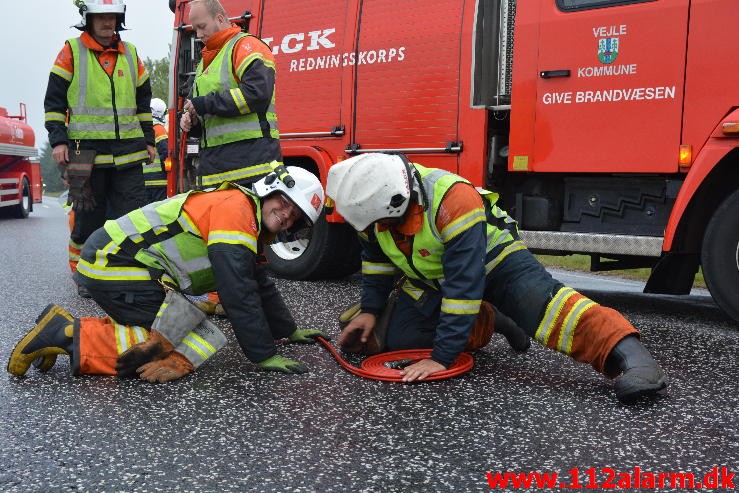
[530,0,689,173]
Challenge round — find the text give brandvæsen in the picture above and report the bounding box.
[542,86,676,105]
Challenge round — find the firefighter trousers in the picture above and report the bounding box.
[73,279,167,376]
[68,166,146,273]
[384,247,636,376]
[70,285,226,376]
[71,282,163,375]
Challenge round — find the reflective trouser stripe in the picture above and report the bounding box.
[76,317,225,375]
[76,316,147,375]
[535,287,578,346]
[114,322,148,354]
[68,238,82,274]
[557,297,596,354]
[534,287,598,356]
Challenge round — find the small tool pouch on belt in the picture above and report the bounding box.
[66,147,97,212]
[337,277,405,355]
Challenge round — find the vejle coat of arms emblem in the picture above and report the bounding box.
[598,37,619,64]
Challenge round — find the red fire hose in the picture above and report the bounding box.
[315,336,474,382]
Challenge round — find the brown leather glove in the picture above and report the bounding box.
[136,351,195,383]
[115,330,176,377]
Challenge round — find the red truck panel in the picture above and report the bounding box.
[261,0,353,137]
[353,0,464,172]
[514,0,689,174]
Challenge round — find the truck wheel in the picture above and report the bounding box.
[265,213,361,280]
[12,177,31,219]
[701,189,739,323]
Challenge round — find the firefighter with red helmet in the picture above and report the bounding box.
[45,0,157,296]
[327,153,667,403]
[7,168,326,381]
[179,0,283,190]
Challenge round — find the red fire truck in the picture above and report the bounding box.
[167,0,739,322]
[0,103,42,218]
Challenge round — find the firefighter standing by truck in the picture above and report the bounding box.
[179,0,283,189]
[45,0,156,297]
[179,0,287,314]
[7,167,326,381]
[328,154,667,404]
[143,98,169,203]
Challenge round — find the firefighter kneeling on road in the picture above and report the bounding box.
[327,153,667,403]
[8,167,326,381]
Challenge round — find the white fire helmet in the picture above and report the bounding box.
[326,153,412,231]
[151,98,167,123]
[253,166,325,226]
[73,0,127,30]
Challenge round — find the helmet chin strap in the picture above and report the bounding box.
[395,153,427,210]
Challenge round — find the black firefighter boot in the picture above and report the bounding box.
[605,335,667,403]
[492,307,531,352]
[7,304,75,377]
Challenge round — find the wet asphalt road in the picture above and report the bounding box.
[0,199,737,493]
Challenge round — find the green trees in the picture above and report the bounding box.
[144,56,170,102]
[39,142,65,194]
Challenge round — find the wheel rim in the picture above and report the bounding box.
[269,235,310,261]
[22,188,29,210]
[735,240,739,272]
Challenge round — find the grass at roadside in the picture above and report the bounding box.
[535,254,706,289]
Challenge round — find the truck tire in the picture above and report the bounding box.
[12,177,31,219]
[701,189,739,323]
[265,213,361,280]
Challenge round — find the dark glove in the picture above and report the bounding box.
[115,329,176,377]
[71,179,97,212]
[66,157,96,212]
[288,328,326,344]
[257,355,308,374]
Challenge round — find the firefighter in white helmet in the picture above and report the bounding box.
[72,0,127,31]
[326,153,667,403]
[8,169,327,381]
[143,98,169,203]
[46,0,156,297]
